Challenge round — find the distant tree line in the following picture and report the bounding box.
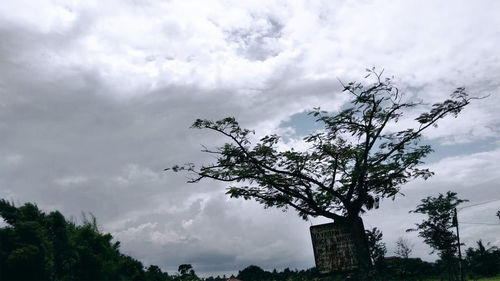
[0,199,315,281]
[1,199,499,281]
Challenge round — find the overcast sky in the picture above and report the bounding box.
[1,0,500,276]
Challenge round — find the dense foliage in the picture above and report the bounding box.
[0,199,172,281]
[465,240,500,278]
[409,192,467,255]
[408,191,467,280]
[365,227,387,266]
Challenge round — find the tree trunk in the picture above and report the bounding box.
[345,217,372,280]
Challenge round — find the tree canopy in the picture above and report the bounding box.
[408,191,467,255]
[171,70,475,222]
[408,191,468,280]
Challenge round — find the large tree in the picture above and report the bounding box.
[170,70,476,276]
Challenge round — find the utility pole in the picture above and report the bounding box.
[453,208,464,281]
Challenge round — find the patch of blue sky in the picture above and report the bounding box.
[279,112,498,164]
[279,111,322,141]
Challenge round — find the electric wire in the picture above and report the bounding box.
[455,199,500,226]
[457,199,500,211]
[459,222,500,226]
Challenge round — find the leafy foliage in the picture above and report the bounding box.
[178,264,195,276]
[466,240,500,278]
[237,265,270,281]
[408,191,467,255]
[0,199,173,281]
[365,227,387,264]
[177,264,200,281]
[170,70,474,222]
[408,191,467,280]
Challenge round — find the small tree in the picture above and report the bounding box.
[170,70,476,278]
[395,236,414,259]
[177,264,199,281]
[408,191,468,280]
[365,227,387,265]
[178,264,194,276]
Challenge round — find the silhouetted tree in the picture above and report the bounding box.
[237,265,269,281]
[366,227,387,265]
[178,264,194,275]
[0,199,172,281]
[176,264,200,281]
[465,240,500,278]
[408,191,467,280]
[0,201,53,280]
[146,265,172,281]
[395,236,413,259]
[170,70,476,278]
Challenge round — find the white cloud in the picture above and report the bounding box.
[54,175,88,186]
[425,149,500,188]
[4,154,23,166]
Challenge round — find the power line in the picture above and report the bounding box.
[458,199,500,211]
[459,222,500,226]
